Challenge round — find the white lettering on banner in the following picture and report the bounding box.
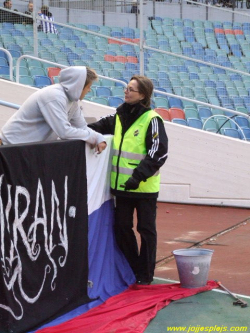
[0,174,74,320]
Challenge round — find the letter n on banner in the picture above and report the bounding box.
[0,140,92,333]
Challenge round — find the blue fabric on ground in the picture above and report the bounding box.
[32,199,135,332]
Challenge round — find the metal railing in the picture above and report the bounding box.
[2,52,250,120]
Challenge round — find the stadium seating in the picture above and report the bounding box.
[184,107,199,119]
[33,75,52,88]
[155,108,171,121]
[154,97,169,109]
[0,58,8,66]
[29,66,47,77]
[187,118,203,129]
[19,75,34,86]
[0,66,10,76]
[1,18,250,137]
[168,108,185,120]
[108,96,124,107]
[222,128,242,139]
[90,96,109,105]
[96,86,112,98]
[172,118,188,126]
[234,115,250,128]
[47,67,61,80]
[240,127,250,140]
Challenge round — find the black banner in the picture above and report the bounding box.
[0,140,91,333]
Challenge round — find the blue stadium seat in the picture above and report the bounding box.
[243,96,250,107]
[229,73,242,81]
[111,31,123,38]
[184,107,199,119]
[40,38,54,46]
[121,44,134,53]
[96,86,112,98]
[172,118,187,126]
[90,96,109,105]
[239,127,250,141]
[125,63,138,71]
[80,54,93,62]
[187,118,203,129]
[108,96,124,108]
[0,57,8,66]
[216,81,226,88]
[0,66,10,76]
[216,87,228,97]
[75,41,87,48]
[33,75,52,88]
[6,43,22,52]
[213,67,226,74]
[168,97,183,109]
[59,27,74,34]
[232,96,244,108]
[58,33,72,40]
[2,22,14,29]
[0,50,9,62]
[204,80,216,88]
[202,118,218,132]
[11,29,24,37]
[29,66,47,77]
[154,87,168,97]
[86,25,100,32]
[67,52,81,65]
[234,115,250,129]
[215,116,236,133]
[19,75,34,86]
[111,86,124,97]
[189,72,199,80]
[222,128,241,139]
[158,79,172,89]
[100,78,116,87]
[154,97,169,109]
[198,107,213,120]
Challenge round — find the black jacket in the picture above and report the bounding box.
[0,8,20,23]
[23,10,33,24]
[89,102,168,198]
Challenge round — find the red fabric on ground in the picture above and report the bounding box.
[37,281,218,333]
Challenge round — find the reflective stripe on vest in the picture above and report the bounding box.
[111,110,162,193]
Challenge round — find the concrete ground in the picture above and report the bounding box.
[146,277,250,333]
[154,202,250,296]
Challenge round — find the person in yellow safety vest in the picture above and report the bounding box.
[89,75,168,285]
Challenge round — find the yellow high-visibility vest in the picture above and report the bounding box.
[111,110,162,193]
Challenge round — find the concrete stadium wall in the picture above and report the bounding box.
[45,4,250,29]
[0,79,250,208]
[11,0,250,30]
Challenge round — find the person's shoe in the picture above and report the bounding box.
[136,280,151,285]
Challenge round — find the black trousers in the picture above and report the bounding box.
[115,196,157,282]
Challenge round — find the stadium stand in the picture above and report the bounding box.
[1,17,250,140]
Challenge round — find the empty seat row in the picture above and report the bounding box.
[154,106,250,140]
[86,96,124,108]
[86,86,125,98]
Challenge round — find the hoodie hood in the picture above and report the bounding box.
[59,66,87,102]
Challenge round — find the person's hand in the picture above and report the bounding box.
[124,177,140,191]
[96,141,107,154]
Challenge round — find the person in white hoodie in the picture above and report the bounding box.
[0,66,107,153]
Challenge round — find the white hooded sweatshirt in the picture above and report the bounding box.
[0,66,105,146]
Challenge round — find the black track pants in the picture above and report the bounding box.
[115,196,157,282]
